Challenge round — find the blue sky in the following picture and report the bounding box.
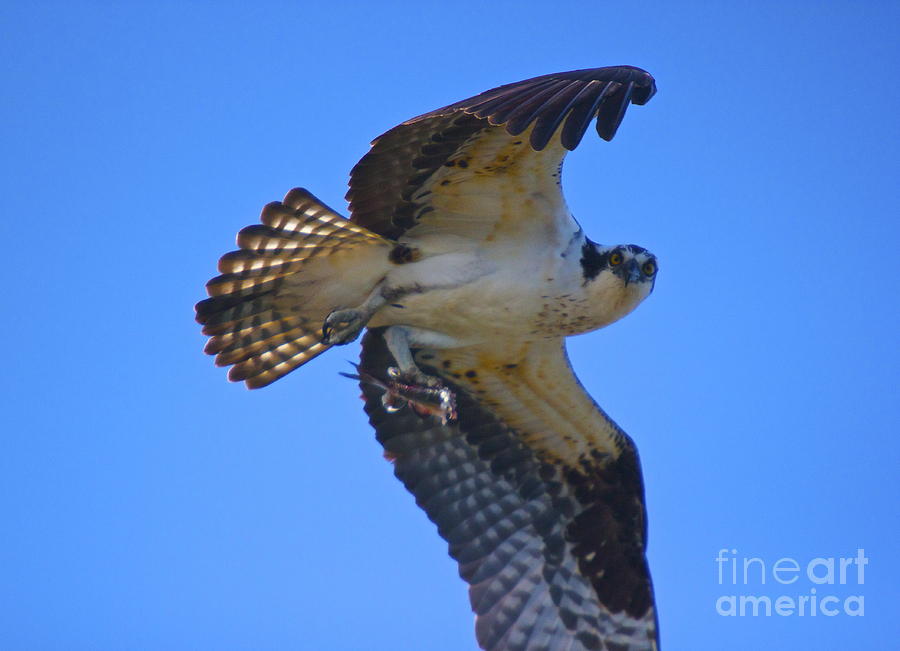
[1,2,898,649]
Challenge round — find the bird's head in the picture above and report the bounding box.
[580,240,658,328]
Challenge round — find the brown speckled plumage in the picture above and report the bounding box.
[196,66,660,651]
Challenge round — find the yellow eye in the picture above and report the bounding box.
[642,261,657,276]
[609,252,623,266]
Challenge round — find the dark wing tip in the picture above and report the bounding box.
[415,65,656,151]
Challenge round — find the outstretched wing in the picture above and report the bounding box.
[347,66,656,243]
[359,329,658,651]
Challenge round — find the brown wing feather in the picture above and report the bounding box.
[347,66,656,240]
[359,330,658,650]
[196,188,391,388]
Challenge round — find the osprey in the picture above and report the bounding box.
[196,66,660,651]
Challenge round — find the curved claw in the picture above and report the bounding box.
[386,366,443,389]
[322,309,367,345]
[347,364,457,424]
[384,366,457,424]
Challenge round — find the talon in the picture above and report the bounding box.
[381,392,405,413]
[354,365,456,424]
[322,308,367,345]
[387,366,442,389]
[384,367,456,424]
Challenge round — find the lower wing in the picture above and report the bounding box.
[359,329,658,651]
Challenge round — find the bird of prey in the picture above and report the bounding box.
[196,66,660,651]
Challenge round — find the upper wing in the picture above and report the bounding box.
[347,66,656,243]
[359,329,658,651]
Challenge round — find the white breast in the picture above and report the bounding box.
[370,235,593,344]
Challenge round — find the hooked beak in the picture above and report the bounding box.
[622,259,641,286]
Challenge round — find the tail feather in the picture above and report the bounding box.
[203,315,299,355]
[200,306,287,339]
[195,188,393,388]
[196,296,282,337]
[264,189,385,240]
[202,273,284,299]
[209,322,312,366]
[196,286,281,329]
[228,333,330,389]
[236,224,361,256]
[216,250,308,276]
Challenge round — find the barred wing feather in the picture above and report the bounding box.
[359,330,658,651]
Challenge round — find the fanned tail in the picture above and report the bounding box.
[195,188,393,388]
